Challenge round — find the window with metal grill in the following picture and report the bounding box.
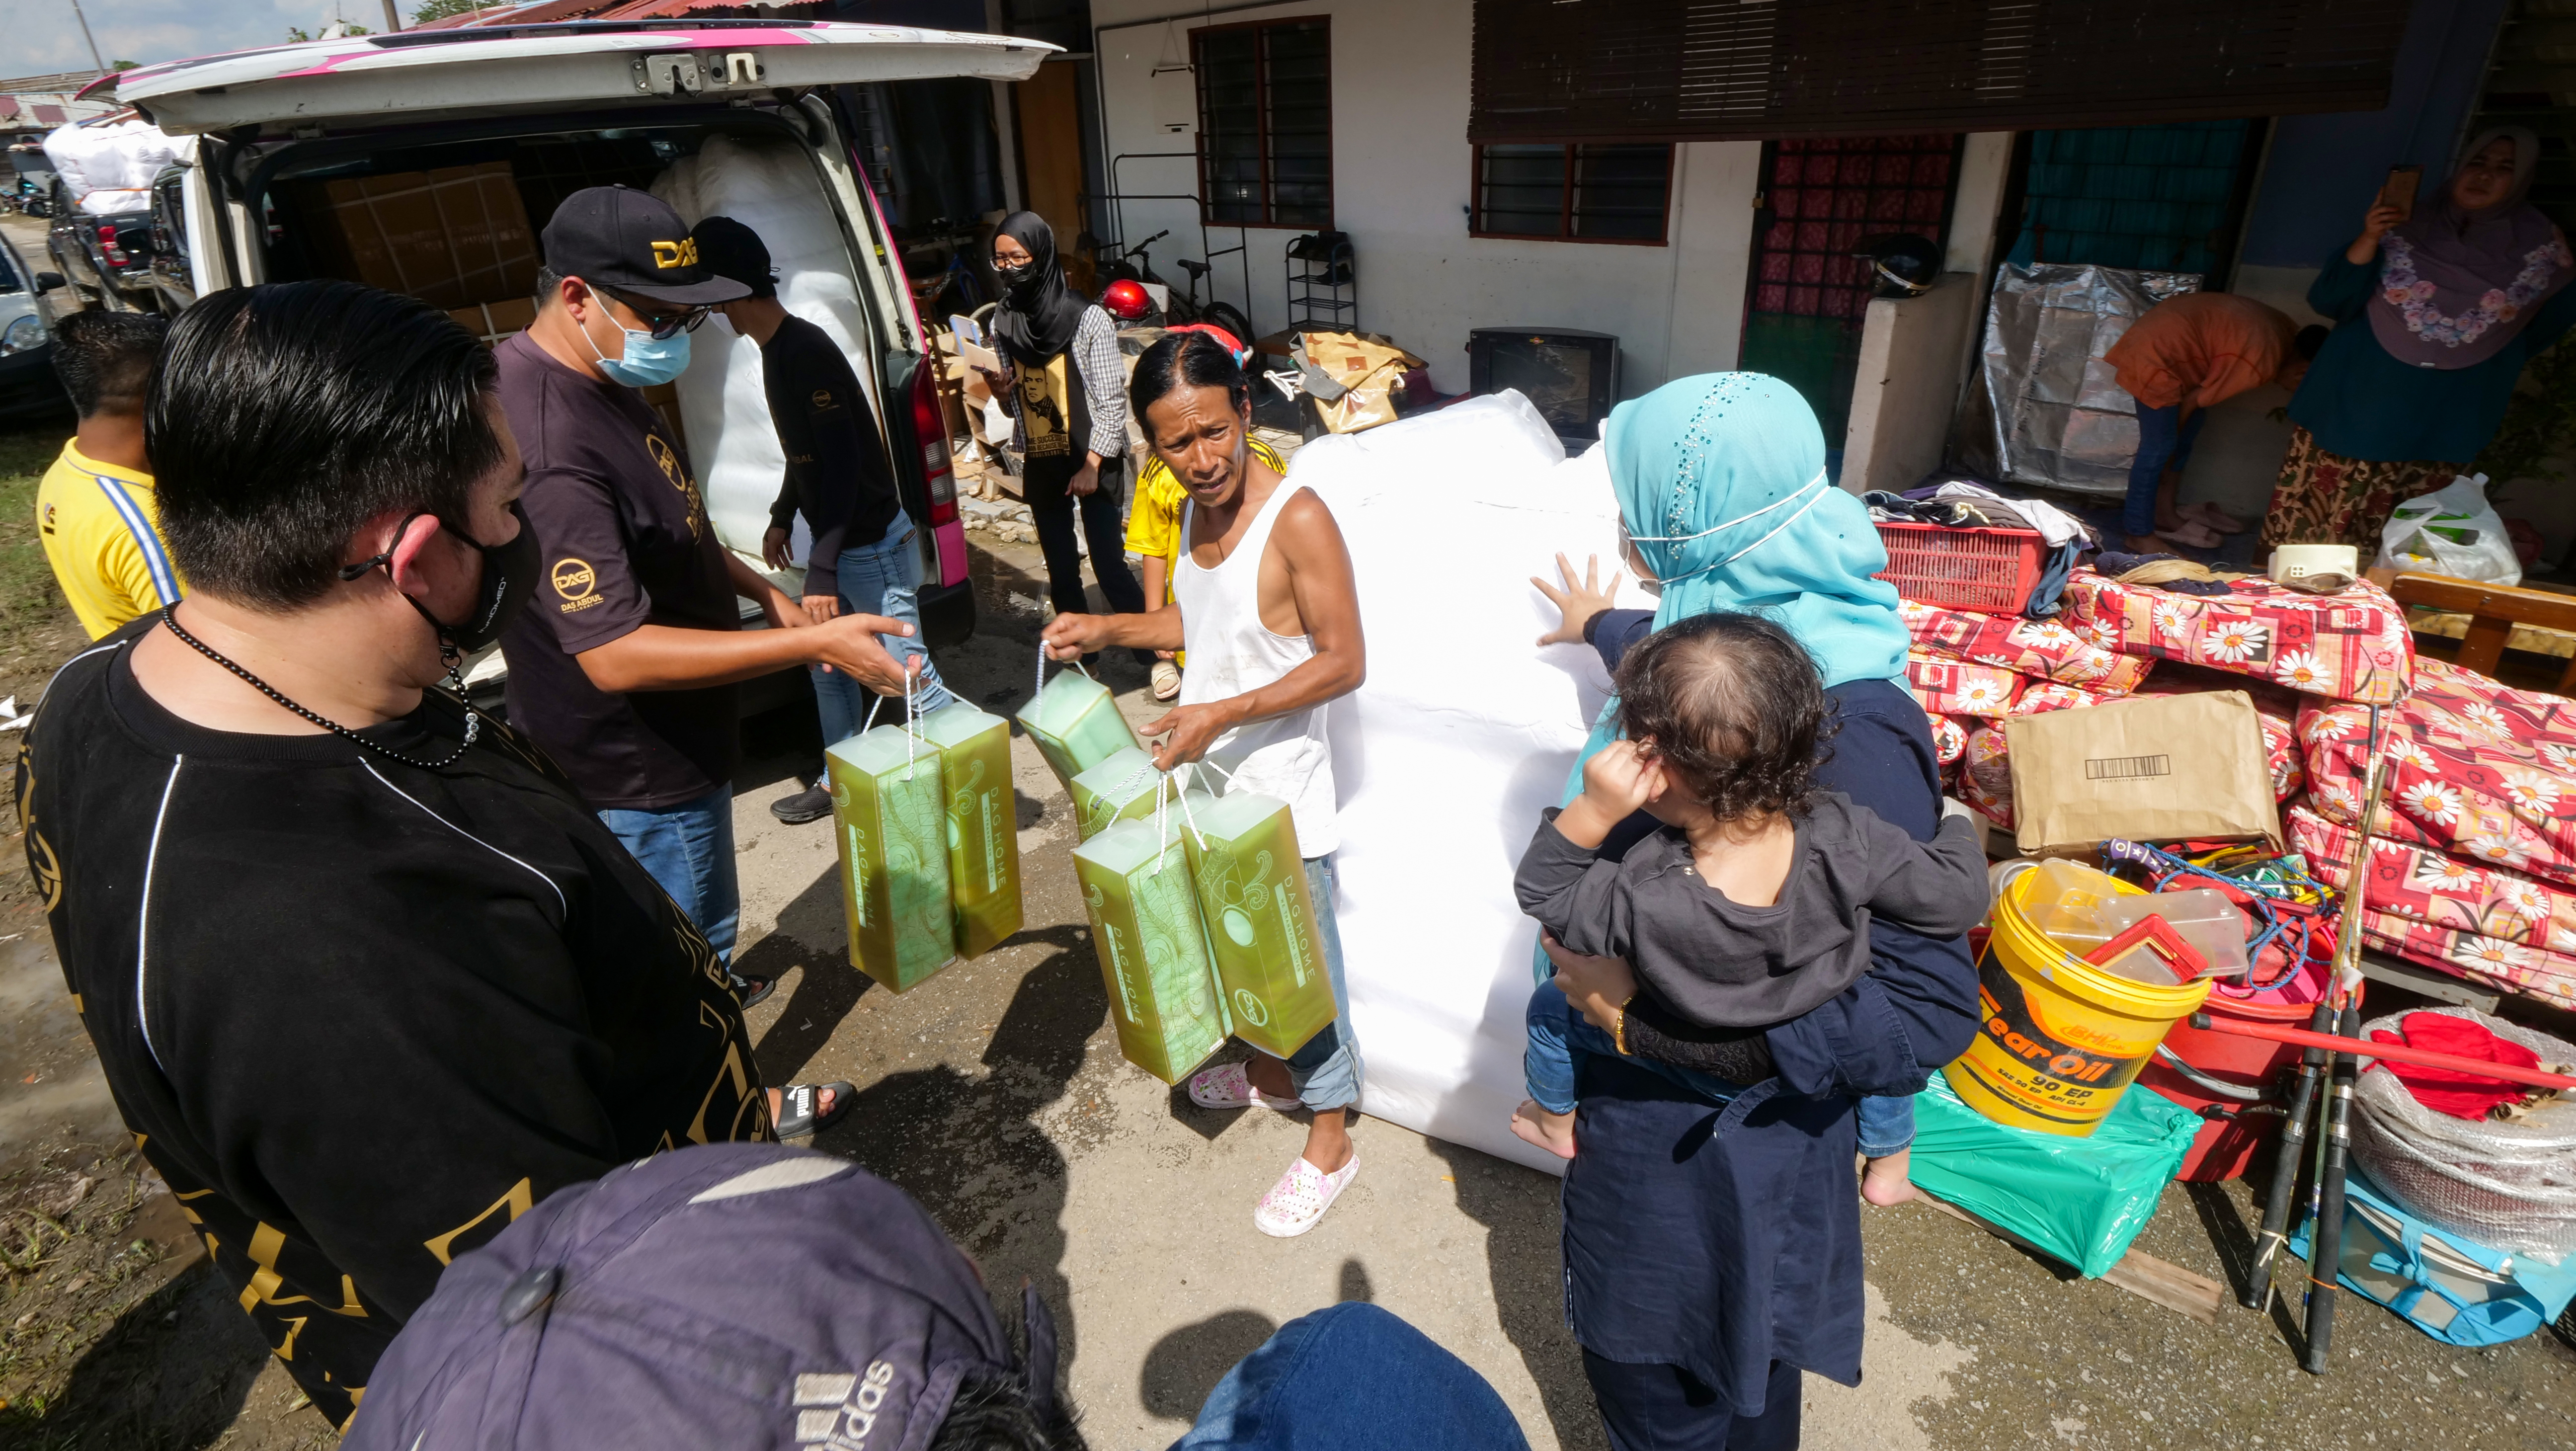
[1472,143,1674,243]
[1468,0,2413,144]
[1196,18,1333,229]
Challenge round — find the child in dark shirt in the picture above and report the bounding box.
[1512,612,1989,1196]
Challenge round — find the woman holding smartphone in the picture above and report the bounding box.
[2263,128,2575,551]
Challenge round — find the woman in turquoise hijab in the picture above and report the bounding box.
[1530,374,1978,1450]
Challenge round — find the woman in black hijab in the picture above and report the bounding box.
[977,213,1146,643]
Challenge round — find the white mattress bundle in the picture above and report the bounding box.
[652,134,880,565]
[42,119,191,215]
[1295,393,1644,1176]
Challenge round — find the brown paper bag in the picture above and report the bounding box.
[2004,691,2282,856]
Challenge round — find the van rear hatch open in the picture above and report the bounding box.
[107,20,1052,693]
[108,20,1048,137]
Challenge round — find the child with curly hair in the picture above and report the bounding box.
[1511,612,1989,1199]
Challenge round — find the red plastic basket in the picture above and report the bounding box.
[1872,521,2047,614]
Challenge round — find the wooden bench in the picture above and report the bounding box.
[2391,572,2576,695]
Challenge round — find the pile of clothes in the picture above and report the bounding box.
[1914,563,2413,830]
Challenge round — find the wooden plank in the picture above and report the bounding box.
[2392,572,2576,637]
[1912,1189,2225,1323]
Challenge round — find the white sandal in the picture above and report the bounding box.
[1253,1152,1360,1237]
[1187,1060,1302,1113]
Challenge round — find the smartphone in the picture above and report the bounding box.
[2381,164,2423,221]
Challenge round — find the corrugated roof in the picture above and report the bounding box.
[0,71,111,94]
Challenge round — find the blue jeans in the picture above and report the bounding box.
[1525,980,1917,1152]
[1170,1302,1531,1451]
[1277,857,1362,1112]
[599,783,740,968]
[811,515,958,749]
[2124,402,2208,537]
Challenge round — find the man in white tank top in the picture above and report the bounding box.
[1042,332,1368,1237]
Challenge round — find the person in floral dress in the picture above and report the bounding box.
[2263,128,2575,553]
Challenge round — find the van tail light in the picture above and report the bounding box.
[912,362,956,527]
[96,224,128,266]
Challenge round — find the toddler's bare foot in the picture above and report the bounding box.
[1861,1148,1918,1206]
[1510,1099,1577,1159]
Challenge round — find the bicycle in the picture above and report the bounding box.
[1100,231,1254,343]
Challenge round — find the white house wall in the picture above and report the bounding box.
[1091,0,1761,398]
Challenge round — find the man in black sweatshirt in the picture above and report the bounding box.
[691,216,958,824]
[14,282,903,1430]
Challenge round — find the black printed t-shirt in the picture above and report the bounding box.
[15,623,772,1429]
[758,314,900,603]
[494,332,741,811]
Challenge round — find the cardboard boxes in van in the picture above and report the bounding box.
[289,161,537,311]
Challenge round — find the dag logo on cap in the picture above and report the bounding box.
[539,185,748,307]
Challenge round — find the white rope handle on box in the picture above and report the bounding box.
[1033,628,1093,705]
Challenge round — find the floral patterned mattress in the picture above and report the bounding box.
[2300,658,2576,889]
[2061,569,2414,706]
[2286,804,2576,1010]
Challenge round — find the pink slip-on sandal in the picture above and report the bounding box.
[1253,1152,1360,1237]
[1187,1060,1302,1113]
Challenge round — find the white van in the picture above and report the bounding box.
[105,19,1054,694]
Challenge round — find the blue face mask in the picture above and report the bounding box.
[582,308,691,388]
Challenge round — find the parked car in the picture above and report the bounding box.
[46,179,159,313]
[109,20,1056,697]
[0,228,71,424]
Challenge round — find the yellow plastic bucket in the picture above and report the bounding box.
[1943,869,2215,1137]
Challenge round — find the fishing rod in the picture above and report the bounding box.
[2243,707,2383,1311]
[2305,704,2391,1373]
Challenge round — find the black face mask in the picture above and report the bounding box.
[341,503,541,656]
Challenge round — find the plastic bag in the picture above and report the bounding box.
[2289,1165,2576,1347]
[1073,811,1229,1083]
[1181,790,1338,1061]
[1908,1069,2200,1277]
[2375,474,2522,587]
[827,725,958,992]
[2349,1006,2576,1254]
[913,703,1023,960]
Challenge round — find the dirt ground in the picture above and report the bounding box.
[0,412,2571,1447]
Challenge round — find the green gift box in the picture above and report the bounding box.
[827,725,958,993]
[1015,664,1141,794]
[1073,812,1229,1084]
[1068,746,1170,841]
[1183,792,1337,1060]
[914,702,1024,960]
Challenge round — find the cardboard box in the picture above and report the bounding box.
[446,297,539,345]
[291,161,538,311]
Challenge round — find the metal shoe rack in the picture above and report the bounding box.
[1285,232,1356,334]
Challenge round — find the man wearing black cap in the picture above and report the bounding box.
[498,186,909,1061]
[689,214,959,826]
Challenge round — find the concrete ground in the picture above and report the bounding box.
[4,517,2574,1448]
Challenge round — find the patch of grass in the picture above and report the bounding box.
[0,425,71,643]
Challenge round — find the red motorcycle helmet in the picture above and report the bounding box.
[1101,278,1153,321]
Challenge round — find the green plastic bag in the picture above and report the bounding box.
[1073,809,1228,1083]
[1069,747,1167,841]
[827,725,957,993]
[1907,1069,2201,1277]
[1015,654,1141,793]
[1181,790,1336,1060]
[913,702,1023,959]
